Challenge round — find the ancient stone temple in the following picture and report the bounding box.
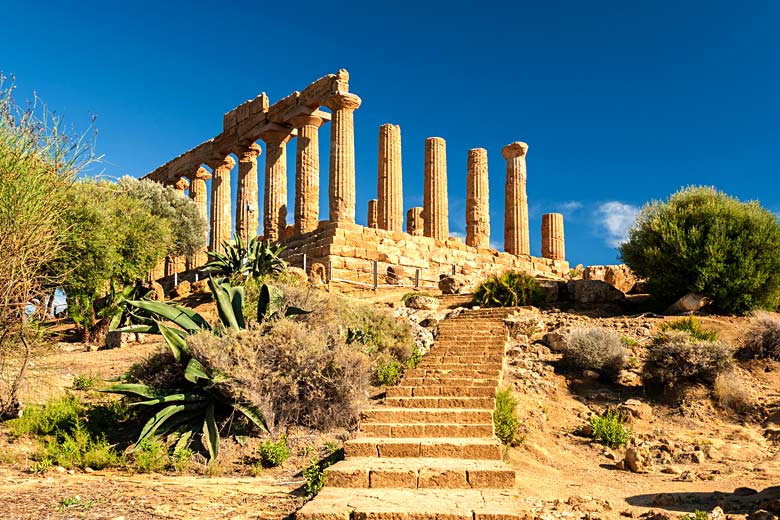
[144,69,569,283]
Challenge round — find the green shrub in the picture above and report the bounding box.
[374,358,403,386]
[737,311,780,360]
[681,511,709,520]
[257,436,291,468]
[473,271,544,308]
[589,410,631,449]
[303,457,330,497]
[493,388,520,446]
[659,316,718,342]
[562,327,627,382]
[71,374,101,390]
[38,421,118,470]
[643,331,733,391]
[620,186,780,315]
[7,395,84,437]
[131,439,168,473]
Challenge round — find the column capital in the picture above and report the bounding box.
[189,166,212,181]
[173,177,190,191]
[325,92,362,112]
[206,155,236,171]
[502,141,529,159]
[237,142,262,161]
[290,113,326,129]
[259,130,294,146]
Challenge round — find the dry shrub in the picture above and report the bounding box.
[737,311,780,360]
[643,331,733,392]
[562,327,627,382]
[713,370,754,414]
[188,320,371,431]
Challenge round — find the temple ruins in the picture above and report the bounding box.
[144,70,569,285]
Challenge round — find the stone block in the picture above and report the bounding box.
[369,469,418,488]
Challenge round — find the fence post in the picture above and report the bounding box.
[302,253,307,273]
[415,269,420,289]
[174,272,178,287]
[373,260,378,290]
[327,260,333,283]
[195,272,199,282]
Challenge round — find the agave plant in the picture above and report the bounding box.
[203,235,287,279]
[99,282,158,332]
[101,277,272,461]
[473,270,545,308]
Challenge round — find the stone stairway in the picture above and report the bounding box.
[296,308,522,520]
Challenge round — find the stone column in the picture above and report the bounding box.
[324,92,362,223]
[208,155,236,253]
[466,148,490,248]
[261,133,292,243]
[291,114,324,234]
[367,199,378,228]
[377,123,403,231]
[187,167,211,269]
[502,141,530,256]
[423,137,448,240]
[407,207,423,236]
[167,177,190,275]
[235,143,261,243]
[542,213,565,261]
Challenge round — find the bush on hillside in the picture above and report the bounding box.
[642,331,733,392]
[737,311,780,360]
[713,370,754,414]
[473,271,545,308]
[620,186,780,315]
[562,327,627,382]
[493,388,520,446]
[659,316,718,342]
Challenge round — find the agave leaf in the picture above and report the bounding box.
[116,324,159,334]
[108,311,123,332]
[100,383,184,399]
[158,322,190,363]
[174,429,194,453]
[130,392,208,407]
[258,284,283,322]
[202,401,219,462]
[209,277,242,330]
[126,300,208,333]
[232,399,269,434]
[184,357,211,384]
[133,403,204,450]
[284,306,310,318]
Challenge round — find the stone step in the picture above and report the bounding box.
[400,377,497,388]
[345,437,504,460]
[416,363,503,371]
[295,487,523,520]
[429,346,505,353]
[362,408,492,425]
[325,457,515,489]
[388,385,496,398]
[361,422,493,438]
[384,396,494,409]
[404,368,501,378]
[421,355,503,364]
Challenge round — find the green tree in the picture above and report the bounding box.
[620,186,780,315]
[53,180,172,341]
[117,176,207,258]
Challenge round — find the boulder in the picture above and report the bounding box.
[538,280,566,305]
[664,293,711,315]
[104,331,135,350]
[583,264,638,294]
[170,280,191,299]
[191,279,209,294]
[438,274,465,295]
[542,328,569,352]
[566,280,626,304]
[287,266,308,285]
[386,266,406,285]
[624,446,654,473]
[618,399,653,422]
[309,262,327,286]
[149,281,165,302]
[405,295,440,310]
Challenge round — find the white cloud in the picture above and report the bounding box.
[558,201,583,212]
[596,201,639,248]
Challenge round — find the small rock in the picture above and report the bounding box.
[191,279,210,294]
[405,295,439,310]
[624,447,654,473]
[438,274,465,294]
[543,328,569,352]
[170,280,191,298]
[386,266,406,285]
[287,266,309,284]
[308,262,327,286]
[651,494,680,507]
[84,467,95,473]
[691,450,706,464]
[618,399,653,422]
[661,466,682,475]
[664,292,711,315]
[55,466,66,473]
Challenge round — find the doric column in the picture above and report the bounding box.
[167,177,190,275]
[466,148,490,248]
[291,114,324,234]
[407,207,424,236]
[260,132,292,243]
[542,213,565,261]
[324,92,362,223]
[423,137,448,240]
[377,123,403,231]
[368,199,378,228]
[235,143,261,243]
[502,141,530,256]
[208,155,236,253]
[187,167,211,269]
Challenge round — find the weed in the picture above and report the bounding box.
[171,447,194,473]
[374,358,403,386]
[621,336,638,347]
[58,496,96,512]
[680,511,708,520]
[325,440,339,454]
[303,457,331,497]
[257,436,291,468]
[71,374,100,391]
[7,394,84,437]
[30,459,52,474]
[660,316,718,342]
[589,410,631,449]
[493,388,520,446]
[131,438,168,473]
[406,346,423,369]
[713,370,754,413]
[40,421,118,470]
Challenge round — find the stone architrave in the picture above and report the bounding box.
[291,114,325,234]
[423,137,448,240]
[407,207,424,236]
[235,143,262,243]
[207,155,236,253]
[367,199,378,228]
[261,132,292,243]
[541,212,565,261]
[377,123,403,231]
[502,141,530,256]
[466,148,490,248]
[187,166,211,269]
[324,92,362,223]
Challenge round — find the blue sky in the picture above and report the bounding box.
[2,1,779,266]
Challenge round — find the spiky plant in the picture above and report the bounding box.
[203,236,286,279]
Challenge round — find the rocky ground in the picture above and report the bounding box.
[0,289,778,519]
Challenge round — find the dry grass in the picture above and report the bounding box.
[562,327,627,382]
[738,311,780,360]
[713,369,755,414]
